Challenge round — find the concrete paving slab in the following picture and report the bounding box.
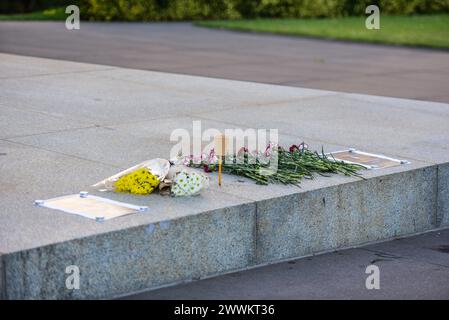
[195,93,449,163]
[8,115,347,169]
[0,52,113,79]
[93,67,333,103]
[0,56,332,126]
[0,103,92,139]
[7,126,174,168]
[1,73,212,125]
[1,54,448,298]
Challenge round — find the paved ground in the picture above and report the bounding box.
[1,54,448,299]
[1,22,449,103]
[125,229,449,300]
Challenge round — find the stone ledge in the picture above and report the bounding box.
[2,162,447,299]
[0,254,5,300]
[255,165,438,264]
[438,163,449,227]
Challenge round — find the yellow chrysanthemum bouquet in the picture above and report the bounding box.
[93,159,170,195]
[92,158,209,197]
[114,168,160,195]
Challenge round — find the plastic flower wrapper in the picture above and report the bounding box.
[92,158,170,192]
[170,168,209,197]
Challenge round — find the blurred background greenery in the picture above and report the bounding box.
[1,0,448,20]
[1,0,448,49]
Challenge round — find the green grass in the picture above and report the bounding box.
[196,15,449,50]
[0,7,67,21]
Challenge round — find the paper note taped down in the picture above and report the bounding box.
[329,149,410,169]
[35,193,147,221]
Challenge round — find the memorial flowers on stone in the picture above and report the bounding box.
[184,142,363,185]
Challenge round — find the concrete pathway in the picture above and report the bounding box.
[125,229,449,300]
[1,22,449,103]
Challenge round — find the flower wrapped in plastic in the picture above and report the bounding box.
[114,168,160,195]
[170,169,209,197]
[93,158,170,195]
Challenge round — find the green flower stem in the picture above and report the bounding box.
[188,147,363,185]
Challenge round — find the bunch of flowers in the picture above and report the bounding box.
[183,149,218,173]
[171,170,209,197]
[114,168,160,195]
[183,142,363,185]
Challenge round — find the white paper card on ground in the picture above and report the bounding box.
[35,193,147,221]
[328,149,410,170]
